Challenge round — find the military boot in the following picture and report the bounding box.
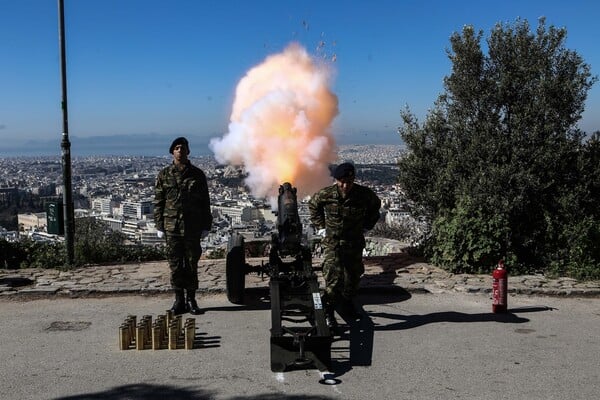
[325,305,338,327]
[321,293,339,334]
[170,289,188,315]
[340,297,362,321]
[186,290,203,315]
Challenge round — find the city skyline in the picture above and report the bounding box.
[1,0,599,157]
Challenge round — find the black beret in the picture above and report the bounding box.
[332,162,355,180]
[169,137,189,154]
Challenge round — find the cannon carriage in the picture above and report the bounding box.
[224,182,332,372]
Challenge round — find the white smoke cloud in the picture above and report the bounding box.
[209,42,339,201]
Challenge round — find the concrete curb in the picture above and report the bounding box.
[1,256,599,299]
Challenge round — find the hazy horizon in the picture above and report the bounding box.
[0,132,404,158]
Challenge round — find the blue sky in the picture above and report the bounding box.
[1,0,599,155]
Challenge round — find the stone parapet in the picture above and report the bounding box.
[1,254,599,298]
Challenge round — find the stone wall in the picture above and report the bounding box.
[364,237,408,256]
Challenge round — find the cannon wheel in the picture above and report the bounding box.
[226,233,246,304]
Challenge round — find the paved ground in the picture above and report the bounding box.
[1,251,599,299]
[1,252,599,399]
[1,292,599,400]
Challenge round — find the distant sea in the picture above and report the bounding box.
[0,132,404,158]
[0,134,210,158]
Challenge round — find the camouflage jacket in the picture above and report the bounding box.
[153,162,212,236]
[308,183,381,248]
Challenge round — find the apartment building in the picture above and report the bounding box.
[91,197,114,215]
[17,212,47,232]
[122,200,153,220]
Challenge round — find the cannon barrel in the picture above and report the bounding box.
[275,182,302,257]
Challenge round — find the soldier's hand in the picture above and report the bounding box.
[157,230,165,239]
[201,230,209,239]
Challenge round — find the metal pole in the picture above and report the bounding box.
[58,0,74,267]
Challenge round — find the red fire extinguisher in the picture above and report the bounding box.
[492,259,508,313]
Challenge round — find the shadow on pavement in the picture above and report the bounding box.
[328,300,379,378]
[368,309,535,331]
[507,306,557,313]
[329,304,542,378]
[199,287,272,312]
[366,302,557,331]
[53,383,213,400]
[228,395,336,400]
[345,311,376,368]
[52,384,337,400]
[202,287,413,313]
[193,333,221,349]
[358,287,412,305]
[327,293,555,379]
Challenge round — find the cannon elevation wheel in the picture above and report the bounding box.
[226,233,246,304]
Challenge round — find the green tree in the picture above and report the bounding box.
[398,18,598,278]
[74,217,127,265]
[73,217,164,266]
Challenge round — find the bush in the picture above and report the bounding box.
[547,216,600,280]
[1,217,166,269]
[21,239,66,269]
[428,196,521,274]
[0,239,28,269]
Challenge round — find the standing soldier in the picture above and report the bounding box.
[154,137,212,315]
[309,162,381,329]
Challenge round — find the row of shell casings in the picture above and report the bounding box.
[119,312,196,350]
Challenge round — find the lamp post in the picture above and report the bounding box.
[58,0,74,267]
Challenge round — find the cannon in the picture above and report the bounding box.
[225,182,332,372]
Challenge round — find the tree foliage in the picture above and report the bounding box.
[0,217,165,269]
[398,18,599,278]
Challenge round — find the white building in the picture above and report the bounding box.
[385,208,412,226]
[140,223,164,247]
[122,219,143,242]
[212,202,261,225]
[91,197,114,215]
[17,212,47,232]
[122,200,153,220]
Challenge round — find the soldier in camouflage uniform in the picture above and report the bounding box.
[154,137,212,315]
[309,162,381,327]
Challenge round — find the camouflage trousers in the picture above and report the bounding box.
[321,244,365,305]
[165,233,202,290]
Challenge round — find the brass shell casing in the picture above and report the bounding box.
[119,324,130,350]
